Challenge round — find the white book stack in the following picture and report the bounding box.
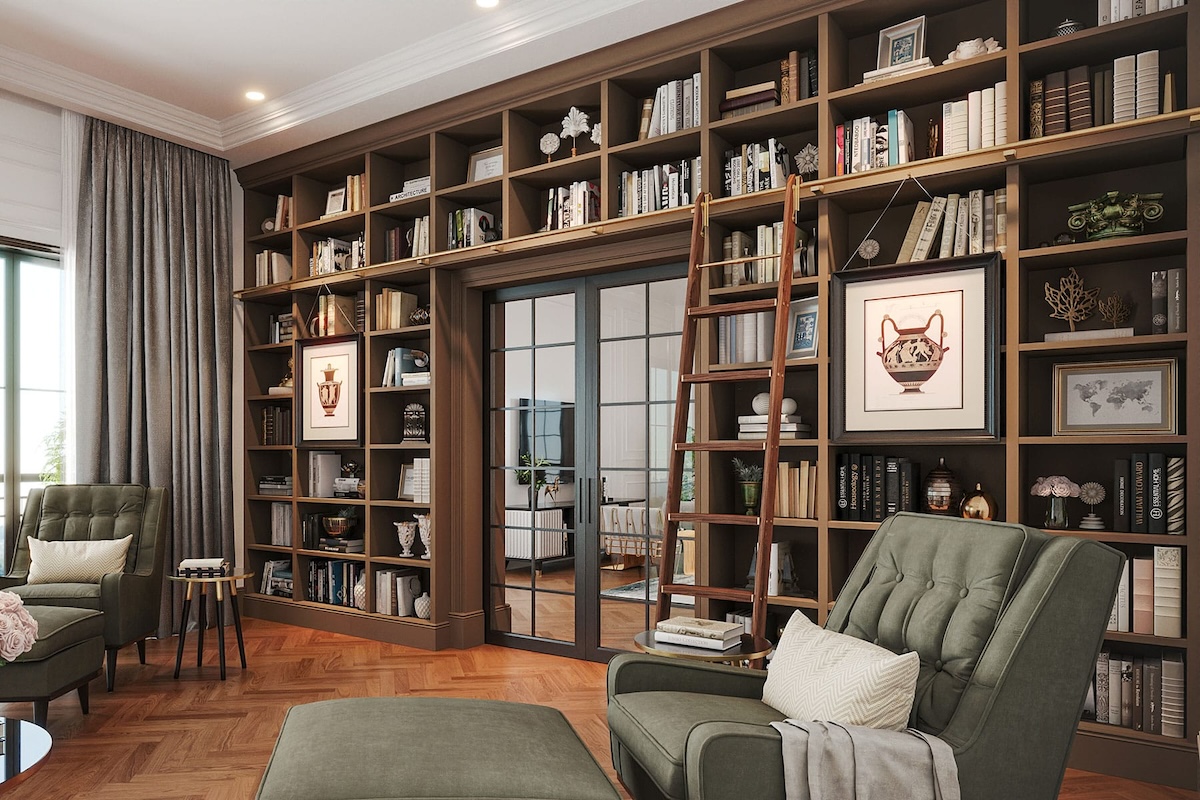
[1153,545,1182,637]
[967,91,983,151]
[994,81,1008,144]
[1161,652,1186,738]
[981,88,995,148]
[655,616,744,650]
[271,501,293,546]
[412,457,432,505]
[1136,50,1159,119]
[1113,55,1137,122]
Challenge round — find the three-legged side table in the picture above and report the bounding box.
[169,573,253,680]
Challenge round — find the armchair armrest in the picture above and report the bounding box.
[0,575,24,590]
[100,569,162,646]
[607,653,767,700]
[686,721,785,800]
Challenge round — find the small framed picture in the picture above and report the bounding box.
[787,296,820,359]
[1053,358,1177,435]
[877,16,926,70]
[325,187,346,216]
[467,145,504,183]
[397,464,415,500]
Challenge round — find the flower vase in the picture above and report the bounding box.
[394,521,417,557]
[740,481,761,515]
[1045,496,1069,529]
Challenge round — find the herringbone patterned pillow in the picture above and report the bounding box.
[27,535,133,584]
[762,610,919,730]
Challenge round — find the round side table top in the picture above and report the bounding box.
[634,630,773,663]
[1,717,52,789]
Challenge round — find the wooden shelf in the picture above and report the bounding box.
[828,52,1008,118]
[1046,529,1190,547]
[247,342,293,352]
[1019,435,1187,446]
[1017,333,1188,355]
[1104,631,1188,648]
[1019,8,1189,75]
[1077,721,1195,751]
[766,594,820,609]
[1017,231,1188,269]
[368,324,431,339]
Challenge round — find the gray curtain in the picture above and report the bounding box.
[74,117,234,638]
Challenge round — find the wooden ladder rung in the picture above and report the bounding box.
[660,584,754,603]
[669,512,761,526]
[687,298,777,318]
[676,441,766,452]
[696,253,784,270]
[682,368,771,383]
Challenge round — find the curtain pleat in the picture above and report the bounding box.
[75,118,233,638]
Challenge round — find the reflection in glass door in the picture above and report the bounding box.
[486,268,690,659]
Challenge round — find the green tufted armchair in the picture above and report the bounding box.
[607,512,1125,800]
[0,484,170,692]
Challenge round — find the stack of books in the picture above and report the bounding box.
[268,311,295,345]
[260,559,293,597]
[270,501,292,546]
[654,616,744,650]
[718,81,779,119]
[411,457,432,505]
[258,475,292,496]
[388,175,430,203]
[738,413,810,441]
[319,535,364,554]
[382,347,430,387]
[178,557,229,577]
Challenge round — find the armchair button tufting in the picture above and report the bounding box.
[935,660,943,671]
[960,588,969,598]
[926,580,934,589]
[895,573,903,581]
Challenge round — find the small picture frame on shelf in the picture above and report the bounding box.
[296,333,363,447]
[467,145,504,183]
[830,253,1000,442]
[324,187,347,216]
[877,16,926,69]
[1052,358,1177,435]
[397,464,415,501]
[787,296,819,359]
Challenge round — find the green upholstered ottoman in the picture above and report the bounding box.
[257,697,620,800]
[0,606,104,726]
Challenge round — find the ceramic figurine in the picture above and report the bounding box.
[416,513,432,559]
[395,521,417,558]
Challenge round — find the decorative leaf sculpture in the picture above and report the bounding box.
[1097,292,1131,328]
[1044,267,1099,332]
[590,122,602,146]
[560,107,590,141]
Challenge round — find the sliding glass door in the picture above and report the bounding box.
[485,265,690,660]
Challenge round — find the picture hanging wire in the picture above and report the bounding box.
[304,283,357,335]
[840,174,934,272]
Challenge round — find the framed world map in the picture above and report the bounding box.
[1053,358,1176,435]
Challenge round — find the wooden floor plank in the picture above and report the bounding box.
[0,617,1194,799]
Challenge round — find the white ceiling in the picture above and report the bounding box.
[0,0,741,166]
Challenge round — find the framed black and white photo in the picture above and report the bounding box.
[787,296,819,359]
[297,333,363,447]
[1053,358,1177,435]
[831,253,999,442]
[467,145,504,183]
[324,187,347,216]
[397,464,415,500]
[877,16,926,69]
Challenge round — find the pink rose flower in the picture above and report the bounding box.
[0,590,38,664]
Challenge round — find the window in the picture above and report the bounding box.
[0,244,69,570]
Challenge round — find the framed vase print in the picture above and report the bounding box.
[297,333,363,447]
[830,253,999,442]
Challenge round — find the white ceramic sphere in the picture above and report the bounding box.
[781,398,797,416]
[751,393,771,415]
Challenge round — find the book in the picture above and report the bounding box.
[1029,78,1045,138]
[1136,50,1159,119]
[1143,654,1161,734]
[952,196,970,257]
[1107,653,1122,724]
[967,90,983,151]
[736,414,802,424]
[1115,559,1130,632]
[309,450,341,498]
[1096,650,1110,723]
[994,81,1008,145]
[1161,652,1185,738]
[910,196,947,262]
[655,616,742,640]
[967,189,984,255]
[1066,65,1092,131]
[1131,452,1148,532]
[896,201,932,263]
[1131,557,1154,634]
[1113,55,1137,123]
[938,194,960,258]
[1151,270,1168,334]
[1153,546,1182,638]
[1119,656,1133,727]
[1113,459,1131,532]
[1132,656,1144,730]
[847,455,862,521]
[1148,452,1166,533]
[1167,267,1186,333]
[1166,456,1185,534]
[653,629,741,650]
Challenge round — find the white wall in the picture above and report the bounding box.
[0,89,62,245]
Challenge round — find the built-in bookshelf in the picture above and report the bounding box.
[235,0,1198,786]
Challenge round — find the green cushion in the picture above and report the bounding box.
[0,606,104,702]
[11,582,102,610]
[257,697,620,800]
[607,691,783,799]
[20,606,105,660]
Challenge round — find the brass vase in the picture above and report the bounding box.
[740,481,761,515]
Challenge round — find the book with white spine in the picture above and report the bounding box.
[967,90,983,151]
[995,81,1008,144]
[939,194,961,258]
[1161,652,1185,738]
[952,197,970,256]
[1136,50,1159,119]
[981,87,995,148]
[1113,55,1137,122]
[910,196,947,262]
[655,616,743,640]
[940,101,955,156]
[1153,545,1182,638]
[967,189,984,255]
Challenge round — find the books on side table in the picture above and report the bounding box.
[654,616,744,650]
[178,557,229,578]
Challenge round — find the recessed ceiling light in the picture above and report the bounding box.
[476,0,499,7]
[245,90,265,101]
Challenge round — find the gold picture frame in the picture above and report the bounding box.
[1053,358,1177,435]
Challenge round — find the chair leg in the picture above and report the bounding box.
[34,700,48,727]
[136,639,147,664]
[78,681,90,715]
[106,647,118,692]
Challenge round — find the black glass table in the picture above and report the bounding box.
[1,717,52,790]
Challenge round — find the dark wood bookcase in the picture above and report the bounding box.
[235,0,1199,786]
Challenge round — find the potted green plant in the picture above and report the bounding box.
[732,458,764,515]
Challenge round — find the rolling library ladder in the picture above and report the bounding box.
[654,174,803,654]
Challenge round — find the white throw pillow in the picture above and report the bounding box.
[762,610,919,730]
[27,535,133,584]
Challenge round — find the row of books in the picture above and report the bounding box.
[404,458,432,504]
[654,616,744,651]
[324,173,367,217]
[311,234,365,275]
[617,159,700,217]
[309,292,362,337]
[718,81,779,119]
[260,559,293,597]
[384,216,432,262]
[267,312,295,345]
[177,557,229,577]
[721,139,791,197]
[834,110,915,175]
[639,72,702,140]
[307,558,364,608]
[447,207,498,249]
[375,288,419,331]
[716,310,774,365]
[381,346,430,387]
[894,189,1007,265]
[1097,0,1185,25]
[270,194,292,231]
[772,458,819,519]
[1109,547,1182,637]
[258,475,292,497]
[834,454,922,521]
[1151,269,1187,335]
[717,223,799,286]
[254,250,292,286]
[260,406,292,446]
[740,413,812,442]
[1114,454,1185,534]
[1090,650,1184,738]
[1031,51,1163,139]
[270,501,293,546]
[376,569,425,617]
[779,50,818,105]
[544,181,601,231]
[938,82,1010,155]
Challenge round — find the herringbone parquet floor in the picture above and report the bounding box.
[1,617,1195,800]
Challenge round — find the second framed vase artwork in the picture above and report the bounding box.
[297,333,363,447]
[830,253,1000,442]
